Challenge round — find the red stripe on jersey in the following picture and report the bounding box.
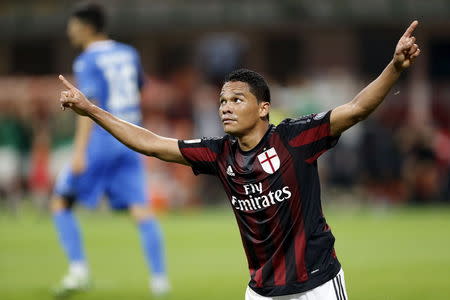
[254,267,264,288]
[248,267,257,285]
[294,227,309,282]
[272,249,286,286]
[182,147,217,162]
[305,149,327,164]
[288,123,330,147]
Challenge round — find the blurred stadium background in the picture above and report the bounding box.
[0,1,449,299]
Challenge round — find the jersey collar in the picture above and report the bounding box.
[237,124,274,155]
[85,40,115,52]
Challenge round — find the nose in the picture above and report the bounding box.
[220,102,232,115]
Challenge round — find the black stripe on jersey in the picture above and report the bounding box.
[267,134,303,287]
[272,133,302,285]
[280,206,298,284]
[257,153,283,287]
[241,210,271,286]
[238,221,262,286]
[332,277,341,300]
[295,157,338,275]
[260,207,276,287]
[232,136,278,288]
[272,131,312,286]
[222,141,264,287]
[337,274,346,300]
[275,180,300,285]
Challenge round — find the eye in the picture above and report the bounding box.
[235,98,243,103]
[219,99,226,105]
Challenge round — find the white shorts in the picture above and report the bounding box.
[245,269,348,300]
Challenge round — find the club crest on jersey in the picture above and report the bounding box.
[257,147,280,174]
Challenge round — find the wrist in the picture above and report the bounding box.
[391,59,405,74]
[86,103,99,118]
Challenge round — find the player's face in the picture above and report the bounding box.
[219,81,269,137]
[67,17,89,48]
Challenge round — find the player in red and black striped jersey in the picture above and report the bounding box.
[178,110,340,296]
[57,21,420,299]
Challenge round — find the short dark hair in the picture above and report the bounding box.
[224,68,271,103]
[71,2,105,33]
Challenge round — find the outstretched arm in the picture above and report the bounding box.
[330,20,421,136]
[59,75,189,165]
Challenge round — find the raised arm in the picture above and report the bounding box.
[330,20,421,136]
[58,75,189,165]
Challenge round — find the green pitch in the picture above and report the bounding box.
[1,205,450,300]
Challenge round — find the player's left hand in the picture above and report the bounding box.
[393,20,421,71]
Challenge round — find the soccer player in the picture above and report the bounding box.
[51,2,169,296]
[58,21,420,299]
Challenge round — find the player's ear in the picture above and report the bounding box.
[259,101,270,119]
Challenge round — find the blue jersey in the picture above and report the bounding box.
[73,40,144,143]
[53,40,148,208]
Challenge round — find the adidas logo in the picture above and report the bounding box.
[226,165,235,177]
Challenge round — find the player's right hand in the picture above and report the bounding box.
[59,75,92,116]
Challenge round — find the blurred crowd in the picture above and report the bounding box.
[0,32,449,213]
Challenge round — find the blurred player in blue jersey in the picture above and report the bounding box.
[51,2,169,296]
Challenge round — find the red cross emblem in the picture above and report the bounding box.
[257,147,280,174]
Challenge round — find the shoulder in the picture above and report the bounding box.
[275,116,311,132]
[273,112,331,142]
[115,42,140,56]
[181,135,231,153]
[278,115,313,126]
[73,53,93,73]
[277,111,331,129]
[200,135,231,148]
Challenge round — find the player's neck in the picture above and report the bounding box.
[82,34,109,50]
[237,122,270,152]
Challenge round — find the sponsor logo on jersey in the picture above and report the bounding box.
[231,182,292,211]
[257,147,280,174]
[226,165,235,177]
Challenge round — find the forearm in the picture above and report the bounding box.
[330,61,403,136]
[330,21,420,136]
[85,104,158,156]
[349,60,401,121]
[58,74,188,164]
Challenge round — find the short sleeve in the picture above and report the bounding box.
[278,110,339,163]
[73,56,100,100]
[178,137,224,176]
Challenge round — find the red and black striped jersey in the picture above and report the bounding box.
[178,110,341,297]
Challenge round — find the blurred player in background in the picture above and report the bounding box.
[58,20,420,300]
[51,2,169,296]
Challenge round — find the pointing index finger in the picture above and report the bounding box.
[59,75,76,90]
[402,20,419,38]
